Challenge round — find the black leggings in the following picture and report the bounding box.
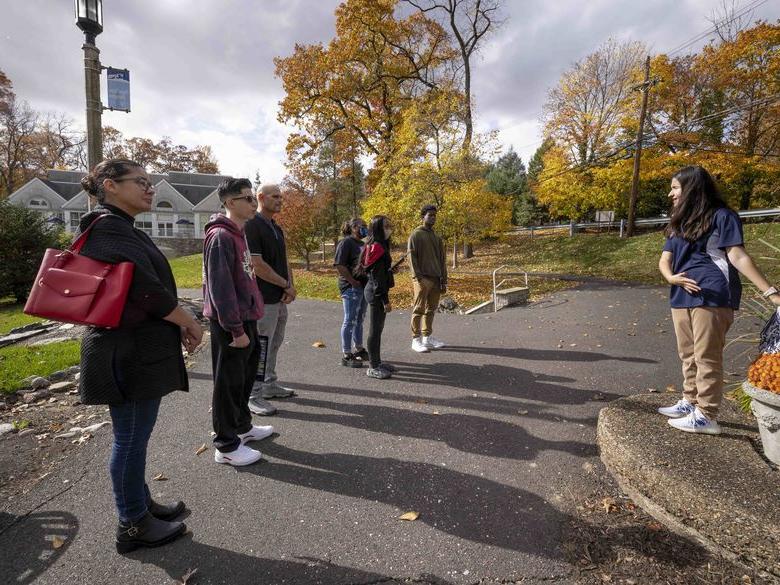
[366,301,387,368]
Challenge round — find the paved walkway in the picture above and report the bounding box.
[0,284,762,584]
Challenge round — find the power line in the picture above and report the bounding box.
[535,93,780,185]
[666,0,769,56]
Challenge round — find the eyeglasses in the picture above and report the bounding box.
[114,176,155,192]
[229,195,256,204]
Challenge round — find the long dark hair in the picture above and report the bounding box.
[664,166,729,241]
[81,159,143,203]
[357,215,391,271]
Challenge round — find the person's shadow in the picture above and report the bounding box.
[437,345,657,364]
[0,510,79,584]
[133,536,456,585]
[279,397,597,461]
[241,442,574,556]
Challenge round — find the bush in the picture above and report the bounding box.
[0,201,65,302]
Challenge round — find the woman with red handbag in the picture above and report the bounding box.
[77,159,203,553]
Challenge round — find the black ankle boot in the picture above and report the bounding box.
[116,511,186,554]
[148,497,186,521]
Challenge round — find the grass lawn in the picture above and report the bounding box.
[0,340,81,394]
[0,300,43,336]
[169,222,780,309]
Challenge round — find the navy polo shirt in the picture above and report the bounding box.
[663,208,744,309]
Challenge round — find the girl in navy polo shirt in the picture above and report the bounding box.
[658,166,780,434]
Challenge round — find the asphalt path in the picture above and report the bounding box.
[0,283,761,584]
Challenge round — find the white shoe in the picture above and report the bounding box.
[657,399,695,418]
[667,407,721,435]
[238,424,274,444]
[411,337,430,353]
[422,335,445,349]
[214,444,263,466]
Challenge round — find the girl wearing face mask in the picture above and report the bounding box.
[334,218,369,367]
[360,215,397,379]
[658,165,780,435]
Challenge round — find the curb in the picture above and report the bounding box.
[597,393,780,581]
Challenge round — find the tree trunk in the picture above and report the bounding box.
[304,251,311,271]
[462,57,473,151]
[463,242,473,259]
[452,240,458,269]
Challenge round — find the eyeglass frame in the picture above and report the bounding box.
[113,176,155,192]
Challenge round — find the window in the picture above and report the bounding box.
[28,199,49,208]
[157,222,174,237]
[70,212,85,230]
[156,200,173,209]
[135,220,153,235]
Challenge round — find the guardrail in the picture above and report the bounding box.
[512,208,780,237]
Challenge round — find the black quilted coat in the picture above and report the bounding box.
[76,205,189,405]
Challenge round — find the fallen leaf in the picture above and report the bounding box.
[517,409,529,415]
[399,511,419,521]
[602,497,617,513]
[195,443,207,456]
[647,387,659,393]
[432,410,440,415]
[665,384,677,393]
[312,341,326,348]
[52,536,65,549]
[178,567,198,585]
[153,473,168,481]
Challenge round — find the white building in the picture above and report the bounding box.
[8,169,229,239]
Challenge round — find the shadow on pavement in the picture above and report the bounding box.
[0,511,79,584]
[293,380,600,424]
[278,397,596,461]
[132,533,454,585]
[438,345,657,364]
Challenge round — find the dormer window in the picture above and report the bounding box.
[156,200,173,209]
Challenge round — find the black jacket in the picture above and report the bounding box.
[76,205,188,405]
[363,242,394,305]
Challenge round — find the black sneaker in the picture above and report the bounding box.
[352,348,369,362]
[378,362,397,373]
[341,353,363,368]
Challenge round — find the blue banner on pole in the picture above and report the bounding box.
[106,67,130,112]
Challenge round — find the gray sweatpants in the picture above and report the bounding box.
[250,302,288,398]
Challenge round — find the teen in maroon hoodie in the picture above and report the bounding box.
[203,178,273,467]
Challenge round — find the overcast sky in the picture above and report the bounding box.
[1,0,777,180]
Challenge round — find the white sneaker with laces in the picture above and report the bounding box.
[214,444,263,466]
[667,407,721,435]
[657,399,695,418]
[422,336,445,349]
[238,425,274,444]
[411,337,430,353]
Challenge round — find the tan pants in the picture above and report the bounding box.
[411,277,441,338]
[671,307,734,419]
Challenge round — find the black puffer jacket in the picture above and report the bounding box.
[76,204,188,405]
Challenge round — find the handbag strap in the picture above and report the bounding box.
[69,213,120,254]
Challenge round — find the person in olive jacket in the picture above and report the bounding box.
[77,159,203,553]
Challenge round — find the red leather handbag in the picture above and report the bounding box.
[23,215,135,328]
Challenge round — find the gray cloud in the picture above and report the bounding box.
[1,0,777,173]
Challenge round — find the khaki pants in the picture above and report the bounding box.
[411,277,441,338]
[671,307,734,419]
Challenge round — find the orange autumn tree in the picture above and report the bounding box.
[275,182,331,270]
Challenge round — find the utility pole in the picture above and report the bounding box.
[626,56,653,238]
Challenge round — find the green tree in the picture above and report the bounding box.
[0,200,65,302]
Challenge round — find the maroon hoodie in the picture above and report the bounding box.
[202,214,264,338]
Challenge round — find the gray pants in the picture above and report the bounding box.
[251,302,288,398]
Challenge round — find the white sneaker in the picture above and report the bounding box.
[214,444,263,466]
[667,407,721,435]
[238,424,274,444]
[411,337,430,353]
[657,399,695,418]
[422,336,445,349]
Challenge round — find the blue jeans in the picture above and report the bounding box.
[340,287,367,354]
[108,398,161,523]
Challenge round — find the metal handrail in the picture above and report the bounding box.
[492,265,529,313]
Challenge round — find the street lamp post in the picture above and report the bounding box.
[75,0,103,172]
